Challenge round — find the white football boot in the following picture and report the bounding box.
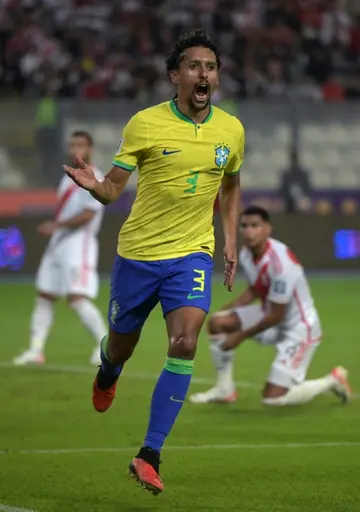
[330,366,352,404]
[189,386,238,404]
[13,349,45,366]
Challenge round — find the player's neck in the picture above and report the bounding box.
[251,240,270,263]
[175,98,211,124]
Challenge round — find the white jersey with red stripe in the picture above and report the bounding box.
[35,167,104,299]
[239,238,322,341]
[50,167,104,249]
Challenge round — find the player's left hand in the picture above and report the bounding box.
[222,331,245,351]
[37,221,57,237]
[223,240,237,292]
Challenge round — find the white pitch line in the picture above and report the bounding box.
[0,361,358,398]
[0,505,39,512]
[1,441,360,457]
[0,361,259,389]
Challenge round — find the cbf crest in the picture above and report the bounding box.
[214,143,230,169]
[110,299,120,324]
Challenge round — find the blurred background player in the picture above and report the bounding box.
[64,29,244,495]
[190,206,351,407]
[13,131,107,367]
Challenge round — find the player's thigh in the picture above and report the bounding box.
[62,237,99,299]
[35,249,63,297]
[159,252,213,318]
[66,265,99,299]
[267,332,321,389]
[159,251,212,357]
[234,304,279,345]
[108,255,161,334]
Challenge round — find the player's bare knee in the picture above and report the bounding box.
[169,333,197,360]
[207,312,240,336]
[207,315,222,335]
[262,382,289,401]
[67,294,86,305]
[38,292,57,302]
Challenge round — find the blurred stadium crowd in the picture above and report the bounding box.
[0,0,359,101]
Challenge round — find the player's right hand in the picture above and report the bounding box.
[63,156,97,191]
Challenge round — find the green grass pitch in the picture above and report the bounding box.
[1,278,360,512]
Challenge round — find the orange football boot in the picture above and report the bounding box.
[128,447,164,495]
[92,376,117,412]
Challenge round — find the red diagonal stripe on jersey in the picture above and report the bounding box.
[55,184,78,219]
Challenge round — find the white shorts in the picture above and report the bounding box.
[36,234,99,299]
[233,305,322,389]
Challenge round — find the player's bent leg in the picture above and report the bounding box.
[189,310,240,404]
[129,306,206,495]
[94,254,160,413]
[67,294,107,365]
[92,327,141,413]
[13,292,57,366]
[262,369,352,406]
[262,345,352,406]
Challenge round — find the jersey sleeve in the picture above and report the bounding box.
[267,264,297,304]
[112,112,148,172]
[239,248,252,284]
[224,120,245,176]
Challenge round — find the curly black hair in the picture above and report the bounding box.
[166,28,221,72]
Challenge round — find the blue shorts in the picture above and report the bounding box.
[108,252,213,334]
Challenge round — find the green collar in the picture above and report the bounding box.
[169,99,213,124]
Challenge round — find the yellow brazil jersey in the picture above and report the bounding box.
[112,99,245,261]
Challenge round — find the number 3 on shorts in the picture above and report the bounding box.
[187,269,205,299]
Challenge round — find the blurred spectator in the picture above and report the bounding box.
[279,147,313,214]
[35,87,62,184]
[315,199,333,215]
[0,0,359,100]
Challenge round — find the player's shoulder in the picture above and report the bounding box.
[131,101,170,123]
[268,238,301,272]
[239,245,252,266]
[212,105,244,134]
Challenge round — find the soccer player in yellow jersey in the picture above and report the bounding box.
[64,29,245,495]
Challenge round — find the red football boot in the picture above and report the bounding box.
[128,447,164,495]
[92,374,117,412]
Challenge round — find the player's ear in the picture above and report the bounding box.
[169,70,179,85]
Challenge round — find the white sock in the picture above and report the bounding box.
[262,375,335,406]
[30,297,55,352]
[210,335,235,392]
[70,299,107,344]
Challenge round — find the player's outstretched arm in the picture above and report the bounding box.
[220,172,241,291]
[64,157,131,205]
[90,166,131,205]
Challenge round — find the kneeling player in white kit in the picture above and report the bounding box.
[13,131,107,366]
[190,206,351,406]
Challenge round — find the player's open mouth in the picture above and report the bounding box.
[194,83,209,102]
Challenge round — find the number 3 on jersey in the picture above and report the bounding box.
[184,170,199,194]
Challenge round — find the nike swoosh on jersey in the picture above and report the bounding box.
[187,293,205,300]
[162,149,182,155]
